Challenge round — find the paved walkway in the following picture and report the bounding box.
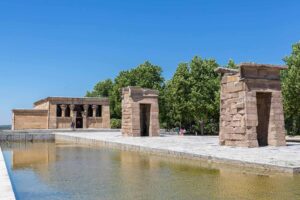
[55,131,300,174]
[0,147,15,200]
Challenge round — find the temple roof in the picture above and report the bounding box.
[215,63,287,75]
[238,63,288,70]
[122,86,159,97]
[215,67,239,74]
[34,97,109,106]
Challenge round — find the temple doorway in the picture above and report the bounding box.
[140,104,151,136]
[74,105,84,129]
[76,118,83,128]
[256,92,271,146]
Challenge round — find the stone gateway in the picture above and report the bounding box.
[216,63,287,147]
[121,86,160,137]
[12,97,110,130]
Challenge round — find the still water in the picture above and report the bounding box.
[1,142,300,200]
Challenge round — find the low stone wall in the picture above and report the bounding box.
[0,129,122,142]
[0,132,54,142]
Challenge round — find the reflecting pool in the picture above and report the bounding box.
[1,142,300,200]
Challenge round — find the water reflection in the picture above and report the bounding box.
[1,142,300,200]
[12,143,56,170]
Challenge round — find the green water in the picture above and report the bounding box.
[1,142,300,200]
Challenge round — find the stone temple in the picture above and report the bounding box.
[216,63,287,147]
[12,97,110,130]
[121,86,160,137]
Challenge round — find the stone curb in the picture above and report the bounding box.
[0,147,16,200]
[55,134,300,174]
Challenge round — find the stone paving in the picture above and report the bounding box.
[0,147,15,200]
[54,131,300,174]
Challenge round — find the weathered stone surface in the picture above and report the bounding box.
[121,86,160,137]
[216,63,287,147]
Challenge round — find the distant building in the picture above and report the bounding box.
[12,97,110,130]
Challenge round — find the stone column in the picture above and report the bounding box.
[70,104,75,118]
[61,104,67,117]
[92,105,98,117]
[70,105,76,128]
[83,105,89,129]
[73,111,77,120]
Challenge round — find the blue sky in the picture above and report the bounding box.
[0,0,300,125]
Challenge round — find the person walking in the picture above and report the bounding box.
[70,121,75,130]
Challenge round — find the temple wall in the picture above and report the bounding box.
[219,74,248,147]
[56,117,72,129]
[87,118,103,128]
[48,103,57,129]
[12,110,48,130]
[122,92,133,135]
[101,105,111,128]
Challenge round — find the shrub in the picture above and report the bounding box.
[111,118,121,129]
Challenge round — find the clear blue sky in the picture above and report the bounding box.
[0,0,300,125]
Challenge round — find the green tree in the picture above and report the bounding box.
[164,63,192,129]
[189,56,220,134]
[227,59,238,69]
[86,61,165,119]
[86,79,113,97]
[282,42,300,135]
[110,61,165,118]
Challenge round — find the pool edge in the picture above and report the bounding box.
[0,146,16,200]
[55,134,300,175]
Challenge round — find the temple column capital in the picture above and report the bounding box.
[70,104,75,110]
[83,104,89,111]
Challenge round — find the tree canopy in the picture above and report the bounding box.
[162,57,220,134]
[227,59,238,69]
[86,61,165,119]
[86,79,113,97]
[282,42,300,135]
[163,63,192,129]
